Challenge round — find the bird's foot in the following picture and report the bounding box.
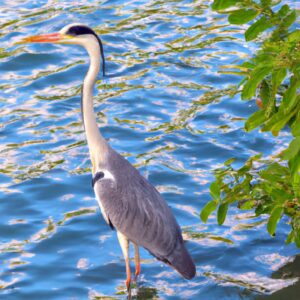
[126,277,131,292]
[134,275,138,283]
[127,284,132,300]
[134,266,140,282]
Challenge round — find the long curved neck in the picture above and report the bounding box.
[82,37,107,172]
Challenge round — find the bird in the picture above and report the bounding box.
[21,23,196,290]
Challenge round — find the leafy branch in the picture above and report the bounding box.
[201,0,300,247]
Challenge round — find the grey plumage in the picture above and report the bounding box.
[94,144,196,279]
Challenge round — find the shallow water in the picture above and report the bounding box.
[0,0,299,299]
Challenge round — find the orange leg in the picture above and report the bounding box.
[134,243,141,281]
[117,231,131,291]
[125,261,131,291]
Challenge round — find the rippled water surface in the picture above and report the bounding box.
[0,1,299,299]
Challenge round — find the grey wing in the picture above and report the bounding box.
[93,150,181,259]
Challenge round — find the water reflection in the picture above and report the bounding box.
[89,282,158,300]
[203,270,297,295]
[256,255,300,300]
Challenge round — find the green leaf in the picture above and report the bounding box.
[242,67,272,100]
[240,200,255,210]
[267,206,283,236]
[254,51,277,68]
[282,10,296,29]
[228,9,259,25]
[240,61,256,69]
[272,68,287,93]
[282,137,300,160]
[264,68,286,118]
[212,0,238,11]
[224,157,236,166]
[260,0,271,7]
[210,181,221,200]
[262,109,296,136]
[200,200,218,223]
[291,112,300,136]
[295,225,300,248]
[259,80,276,118]
[277,4,290,18]
[265,162,290,176]
[288,30,300,42]
[260,171,282,183]
[245,109,266,131]
[259,79,271,108]
[245,16,272,41]
[285,229,294,244]
[217,203,229,225]
[270,188,292,204]
[281,77,300,114]
[289,154,300,181]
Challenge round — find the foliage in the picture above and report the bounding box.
[201,0,300,247]
[203,156,300,246]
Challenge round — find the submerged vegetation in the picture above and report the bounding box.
[201,0,300,246]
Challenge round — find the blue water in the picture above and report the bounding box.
[0,1,299,299]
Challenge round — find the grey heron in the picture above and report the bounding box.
[21,24,196,290]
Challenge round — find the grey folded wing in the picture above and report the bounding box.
[93,150,182,259]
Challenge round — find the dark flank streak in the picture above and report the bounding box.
[92,171,104,187]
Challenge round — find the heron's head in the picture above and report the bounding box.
[21,23,105,75]
[21,23,98,45]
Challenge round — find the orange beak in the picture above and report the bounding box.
[19,33,72,44]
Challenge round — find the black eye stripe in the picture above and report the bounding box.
[66,25,96,36]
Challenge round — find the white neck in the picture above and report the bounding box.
[81,35,107,172]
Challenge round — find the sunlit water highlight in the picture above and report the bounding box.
[0,0,299,299]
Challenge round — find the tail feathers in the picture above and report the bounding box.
[166,241,196,280]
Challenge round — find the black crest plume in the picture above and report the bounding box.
[66,25,105,76]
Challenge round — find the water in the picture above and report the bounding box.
[0,0,299,299]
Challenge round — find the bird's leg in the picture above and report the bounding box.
[117,231,131,292]
[133,243,141,281]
